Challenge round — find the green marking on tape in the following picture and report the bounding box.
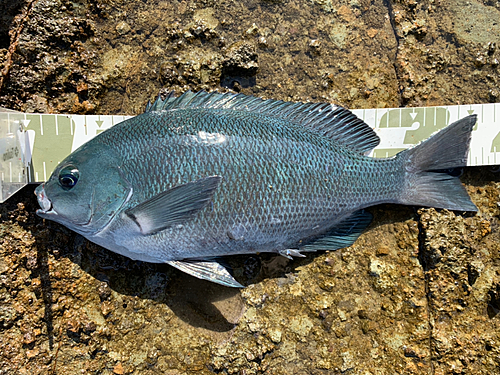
[402,107,450,145]
[378,107,450,145]
[373,148,406,158]
[25,114,74,182]
[491,131,500,153]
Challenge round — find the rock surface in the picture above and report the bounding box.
[0,0,499,374]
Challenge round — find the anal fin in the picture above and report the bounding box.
[300,210,372,252]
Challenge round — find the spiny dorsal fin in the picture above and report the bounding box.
[145,90,380,154]
[145,91,177,112]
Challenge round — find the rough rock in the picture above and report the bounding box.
[0,0,499,374]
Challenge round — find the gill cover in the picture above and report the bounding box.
[36,141,131,236]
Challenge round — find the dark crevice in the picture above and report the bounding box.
[467,264,479,286]
[417,219,430,273]
[487,284,500,319]
[36,243,54,350]
[0,1,26,49]
[382,0,403,106]
[416,213,435,375]
[0,0,39,93]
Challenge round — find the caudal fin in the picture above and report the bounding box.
[398,115,477,212]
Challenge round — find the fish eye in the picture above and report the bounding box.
[58,166,80,190]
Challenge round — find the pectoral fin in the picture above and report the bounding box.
[166,260,244,288]
[125,176,222,235]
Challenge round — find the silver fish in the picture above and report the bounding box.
[35,91,477,287]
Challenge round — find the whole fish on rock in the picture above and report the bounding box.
[35,91,477,287]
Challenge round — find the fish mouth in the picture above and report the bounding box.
[35,184,57,216]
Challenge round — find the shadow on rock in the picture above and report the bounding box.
[78,237,246,333]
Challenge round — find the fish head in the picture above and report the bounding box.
[35,141,132,236]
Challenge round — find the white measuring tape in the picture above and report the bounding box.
[1,103,499,202]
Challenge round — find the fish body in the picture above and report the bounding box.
[35,91,477,287]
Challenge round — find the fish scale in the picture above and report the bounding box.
[35,91,477,287]
[99,110,419,251]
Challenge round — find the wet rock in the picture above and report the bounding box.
[193,7,219,31]
[0,305,18,329]
[417,176,500,374]
[222,41,259,84]
[115,21,131,35]
[393,0,500,106]
[245,23,260,37]
[98,282,112,301]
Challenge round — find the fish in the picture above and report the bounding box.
[35,91,477,287]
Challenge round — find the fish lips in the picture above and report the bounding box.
[35,183,57,217]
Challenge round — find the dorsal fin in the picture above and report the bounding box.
[145,91,177,112]
[145,90,380,154]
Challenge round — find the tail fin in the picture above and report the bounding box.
[398,115,477,212]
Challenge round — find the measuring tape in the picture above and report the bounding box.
[1,103,499,202]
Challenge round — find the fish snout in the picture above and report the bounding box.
[35,183,53,214]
